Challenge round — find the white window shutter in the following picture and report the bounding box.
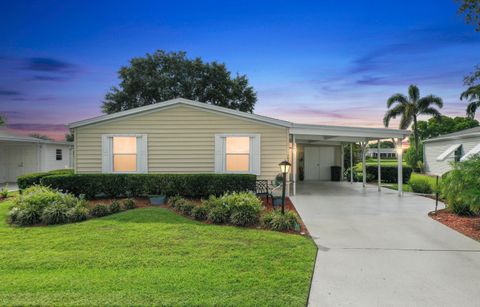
[101,135,111,173]
[138,135,148,173]
[251,135,261,175]
[214,135,224,173]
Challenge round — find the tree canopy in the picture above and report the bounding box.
[416,115,479,140]
[102,50,257,114]
[0,114,6,126]
[456,0,480,31]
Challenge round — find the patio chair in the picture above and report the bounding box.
[254,180,273,205]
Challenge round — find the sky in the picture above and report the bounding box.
[0,0,479,140]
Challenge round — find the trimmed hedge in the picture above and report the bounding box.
[40,173,256,199]
[17,169,74,189]
[365,165,412,184]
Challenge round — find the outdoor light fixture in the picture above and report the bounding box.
[395,146,403,155]
[278,160,291,214]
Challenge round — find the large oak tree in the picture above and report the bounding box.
[102,51,257,114]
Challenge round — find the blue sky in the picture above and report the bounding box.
[0,0,478,139]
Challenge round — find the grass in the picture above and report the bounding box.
[382,173,441,193]
[0,200,317,306]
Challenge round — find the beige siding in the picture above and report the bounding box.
[74,105,288,180]
[424,136,480,175]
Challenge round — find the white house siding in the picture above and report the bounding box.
[74,105,289,180]
[40,143,73,172]
[424,136,480,175]
[0,142,39,183]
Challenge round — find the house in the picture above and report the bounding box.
[0,128,73,184]
[69,98,409,194]
[423,126,480,175]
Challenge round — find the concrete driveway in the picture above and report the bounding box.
[291,182,480,307]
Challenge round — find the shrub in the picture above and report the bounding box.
[225,192,262,226]
[110,200,121,213]
[67,203,89,222]
[191,205,208,221]
[365,165,412,183]
[441,155,480,215]
[262,210,299,232]
[7,207,21,225]
[167,195,184,209]
[90,204,109,217]
[177,200,195,216]
[17,169,74,189]
[123,198,136,210]
[15,206,42,226]
[409,176,433,194]
[15,185,64,212]
[41,203,69,225]
[207,205,231,224]
[40,173,256,199]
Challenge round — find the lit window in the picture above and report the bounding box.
[56,149,62,161]
[225,136,250,172]
[112,137,137,172]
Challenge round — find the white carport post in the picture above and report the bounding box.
[292,134,297,196]
[350,143,353,183]
[377,139,381,192]
[361,141,367,188]
[397,138,403,196]
[340,143,344,181]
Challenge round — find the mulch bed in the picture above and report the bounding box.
[429,209,480,241]
[87,197,151,208]
[87,196,310,235]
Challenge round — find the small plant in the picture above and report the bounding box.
[67,203,89,222]
[110,200,121,213]
[123,198,136,210]
[191,205,208,221]
[177,200,195,216]
[207,205,230,224]
[0,184,9,199]
[90,203,110,217]
[168,195,184,208]
[15,206,42,226]
[41,202,69,225]
[262,210,299,232]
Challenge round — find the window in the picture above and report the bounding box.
[436,144,461,161]
[215,134,260,175]
[113,137,137,172]
[102,134,147,173]
[226,136,250,172]
[56,149,63,161]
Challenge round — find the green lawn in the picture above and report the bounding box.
[0,200,317,306]
[382,173,440,193]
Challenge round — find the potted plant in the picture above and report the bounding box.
[149,194,166,205]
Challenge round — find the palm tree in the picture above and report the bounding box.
[384,84,443,164]
[460,85,480,119]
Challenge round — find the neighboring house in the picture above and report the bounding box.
[423,126,480,175]
[69,98,409,194]
[0,129,73,183]
[366,148,397,158]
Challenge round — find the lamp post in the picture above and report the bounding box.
[279,160,291,214]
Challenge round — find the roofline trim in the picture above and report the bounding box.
[423,132,480,143]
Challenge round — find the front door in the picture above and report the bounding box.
[304,146,335,181]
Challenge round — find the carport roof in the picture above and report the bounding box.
[0,129,72,145]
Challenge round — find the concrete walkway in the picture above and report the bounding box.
[0,182,18,192]
[291,182,480,307]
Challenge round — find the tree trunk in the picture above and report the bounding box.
[413,115,419,166]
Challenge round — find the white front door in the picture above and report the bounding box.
[304,146,335,181]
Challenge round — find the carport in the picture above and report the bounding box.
[288,124,410,195]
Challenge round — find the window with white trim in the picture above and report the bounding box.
[226,136,250,172]
[102,135,148,173]
[55,149,63,161]
[215,134,261,175]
